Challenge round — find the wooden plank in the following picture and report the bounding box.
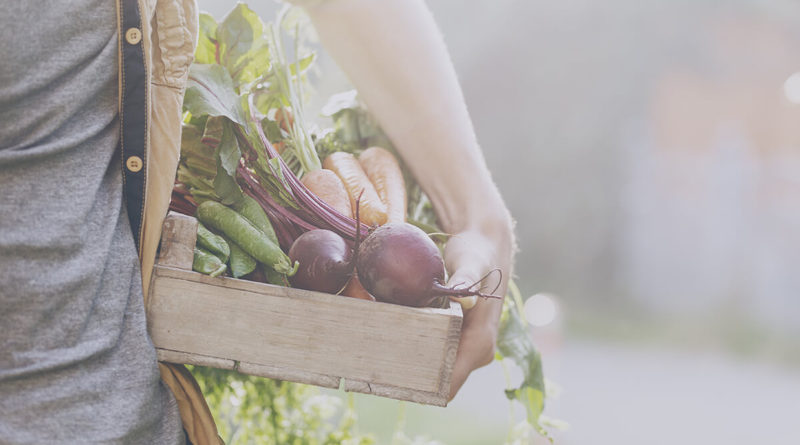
[236,361,341,389]
[157,212,197,270]
[343,379,448,406]
[148,213,464,405]
[148,265,461,400]
[157,349,236,370]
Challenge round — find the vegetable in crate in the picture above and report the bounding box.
[323,152,387,226]
[358,146,407,223]
[355,222,501,307]
[300,169,352,218]
[170,2,553,439]
[196,201,297,276]
[225,237,258,278]
[288,229,353,294]
[196,222,230,263]
[193,247,227,277]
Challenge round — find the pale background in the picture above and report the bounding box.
[199,1,800,443]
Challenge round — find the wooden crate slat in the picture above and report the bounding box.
[148,265,462,404]
[147,213,463,406]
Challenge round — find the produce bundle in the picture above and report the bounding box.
[170,4,554,442]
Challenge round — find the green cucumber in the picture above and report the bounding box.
[196,222,230,263]
[193,247,227,277]
[232,195,279,246]
[226,237,257,278]
[196,201,297,276]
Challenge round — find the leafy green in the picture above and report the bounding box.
[217,4,272,86]
[195,13,218,65]
[496,281,552,441]
[184,64,247,126]
[216,120,242,177]
[263,7,321,173]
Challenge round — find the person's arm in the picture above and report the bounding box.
[295,0,515,399]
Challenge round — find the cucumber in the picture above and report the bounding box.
[196,201,297,276]
[225,237,257,278]
[233,195,279,246]
[193,247,227,277]
[196,222,230,263]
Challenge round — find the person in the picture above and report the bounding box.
[0,0,513,443]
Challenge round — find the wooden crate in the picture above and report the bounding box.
[147,212,462,406]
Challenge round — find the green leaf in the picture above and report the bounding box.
[212,122,244,206]
[180,123,211,159]
[201,116,224,150]
[195,13,218,64]
[261,119,283,142]
[218,121,241,177]
[184,64,247,125]
[213,160,243,206]
[218,4,267,82]
[230,44,271,86]
[496,282,552,442]
[289,52,315,76]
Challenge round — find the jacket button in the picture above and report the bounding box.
[125,27,142,45]
[126,156,143,173]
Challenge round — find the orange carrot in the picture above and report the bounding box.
[358,146,407,223]
[341,274,375,301]
[300,169,352,218]
[274,108,294,133]
[322,152,388,226]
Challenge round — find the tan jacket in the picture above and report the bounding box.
[117,0,221,443]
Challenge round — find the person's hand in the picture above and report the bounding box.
[444,217,514,401]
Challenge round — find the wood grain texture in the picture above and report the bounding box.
[157,212,197,270]
[149,215,463,406]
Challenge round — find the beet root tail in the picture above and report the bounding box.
[429,268,504,300]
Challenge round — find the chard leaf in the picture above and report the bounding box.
[195,13,218,64]
[180,123,210,159]
[185,64,246,126]
[218,4,267,83]
[230,44,271,86]
[218,120,242,177]
[213,121,243,205]
[261,119,283,143]
[202,116,225,149]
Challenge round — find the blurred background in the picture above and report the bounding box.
[201,0,800,443]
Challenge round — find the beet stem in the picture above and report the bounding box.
[350,191,364,277]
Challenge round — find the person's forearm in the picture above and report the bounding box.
[301,0,510,233]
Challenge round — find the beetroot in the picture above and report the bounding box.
[355,223,499,307]
[288,229,353,294]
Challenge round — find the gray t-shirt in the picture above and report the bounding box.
[0,2,184,443]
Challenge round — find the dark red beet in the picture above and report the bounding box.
[288,229,353,294]
[355,223,502,307]
[356,223,447,307]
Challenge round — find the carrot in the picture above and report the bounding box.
[300,169,353,218]
[358,146,407,223]
[341,273,375,301]
[322,152,388,226]
[274,108,294,133]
